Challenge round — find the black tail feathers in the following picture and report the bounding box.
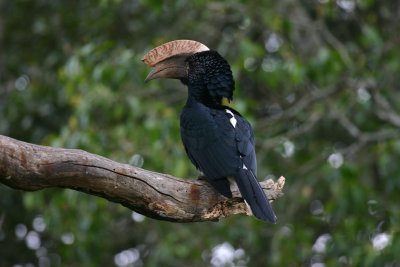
[235,168,277,223]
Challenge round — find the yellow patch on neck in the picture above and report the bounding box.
[221,97,231,106]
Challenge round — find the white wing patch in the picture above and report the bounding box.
[226,109,247,170]
[225,109,237,128]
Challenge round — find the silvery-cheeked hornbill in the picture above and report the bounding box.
[142,40,277,223]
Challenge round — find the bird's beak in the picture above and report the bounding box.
[142,40,209,82]
[144,54,188,82]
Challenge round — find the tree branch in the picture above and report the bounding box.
[0,135,285,222]
[371,89,400,128]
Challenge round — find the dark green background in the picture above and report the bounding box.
[1,0,399,266]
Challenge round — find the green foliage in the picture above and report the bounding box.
[1,0,399,266]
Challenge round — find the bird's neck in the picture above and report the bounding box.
[187,85,222,107]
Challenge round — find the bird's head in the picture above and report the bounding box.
[142,40,234,105]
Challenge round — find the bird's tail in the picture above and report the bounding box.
[235,168,277,223]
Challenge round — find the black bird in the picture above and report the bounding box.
[142,40,277,222]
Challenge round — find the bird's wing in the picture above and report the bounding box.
[180,103,256,182]
[234,112,257,174]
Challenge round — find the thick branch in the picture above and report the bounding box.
[0,135,284,222]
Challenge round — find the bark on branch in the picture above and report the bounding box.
[0,135,285,222]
